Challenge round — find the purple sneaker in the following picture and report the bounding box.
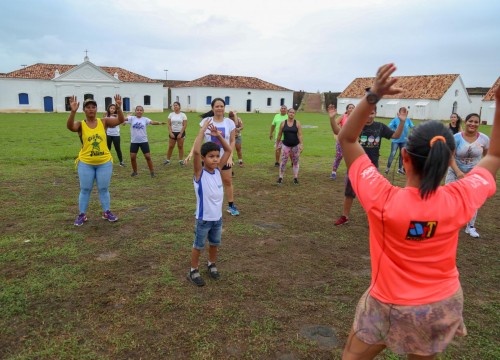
[74,213,87,226]
[102,210,118,222]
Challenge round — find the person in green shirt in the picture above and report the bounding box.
[269,105,288,166]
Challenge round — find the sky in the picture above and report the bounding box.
[1,0,499,92]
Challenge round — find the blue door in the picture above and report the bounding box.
[44,96,54,112]
[123,97,130,112]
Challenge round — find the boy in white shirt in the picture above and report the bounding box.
[188,120,232,286]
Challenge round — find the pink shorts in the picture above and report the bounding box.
[352,287,466,356]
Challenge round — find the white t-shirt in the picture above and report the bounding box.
[168,112,187,133]
[199,117,236,158]
[105,115,120,136]
[125,116,152,143]
[194,168,223,221]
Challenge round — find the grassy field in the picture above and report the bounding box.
[0,111,498,359]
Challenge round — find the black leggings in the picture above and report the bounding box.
[106,135,123,163]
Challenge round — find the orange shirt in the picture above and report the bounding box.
[350,155,496,305]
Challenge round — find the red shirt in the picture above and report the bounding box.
[350,155,496,305]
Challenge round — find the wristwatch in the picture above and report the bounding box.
[365,87,380,104]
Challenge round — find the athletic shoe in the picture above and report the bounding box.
[179,160,185,166]
[227,205,240,216]
[74,213,87,226]
[102,210,118,222]
[397,168,406,175]
[207,263,220,280]
[334,215,349,226]
[151,172,156,178]
[465,226,480,238]
[330,172,337,180]
[277,177,283,185]
[131,172,138,177]
[384,168,390,174]
[274,162,280,167]
[293,178,299,185]
[163,160,171,165]
[187,269,205,287]
[239,160,243,167]
[119,162,126,167]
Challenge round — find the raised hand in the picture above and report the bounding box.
[207,123,220,137]
[114,94,122,108]
[327,104,337,119]
[371,64,403,97]
[69,96,79,112]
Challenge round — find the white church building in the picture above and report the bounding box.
[171,74,293,113]
[481,77,499,125]
[0,56,164,113]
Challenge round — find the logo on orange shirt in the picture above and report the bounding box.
[406,221,438,241]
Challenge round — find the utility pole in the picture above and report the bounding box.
[164,69,169,108]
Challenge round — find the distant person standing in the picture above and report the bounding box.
[270,105,288,167]
[124,105,166,178]
[104,103,125,167]
[164,101,188,166]
[330,104,355,179]
[448,112,463,135]
[384,107,414,175]
[276,108,304,185]
[67,95,125,226]
[229,111,244,167]
[445,113,489,238]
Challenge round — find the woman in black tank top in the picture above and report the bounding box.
[275,108,304,185]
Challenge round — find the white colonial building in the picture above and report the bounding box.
[480,77,499,125]
[337,74,471,120]
[171,74,293,113]
[0,56,163,113]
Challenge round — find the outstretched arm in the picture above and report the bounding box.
[66,96,81,132]
[477,85,500,177]
[338,64,403,169]
[103,95,125,127]
[193,120,212,180]
[328,105,340,135]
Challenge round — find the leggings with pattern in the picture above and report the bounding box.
[332,141,343,172]
[280,144,300,178]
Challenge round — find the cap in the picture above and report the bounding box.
[83,98,97,107]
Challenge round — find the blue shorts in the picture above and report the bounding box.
[193,218,222,250]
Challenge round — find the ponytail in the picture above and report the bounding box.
[406,121,455,199]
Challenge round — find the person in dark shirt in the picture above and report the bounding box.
[328,104,405,225]
[275,108,304,185]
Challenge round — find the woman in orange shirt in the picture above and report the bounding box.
[338,64,500,360]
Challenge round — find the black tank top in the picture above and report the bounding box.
[282,120,299,147]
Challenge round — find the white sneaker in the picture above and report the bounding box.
[465,226,480,238]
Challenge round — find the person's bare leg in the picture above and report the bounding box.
[166,138,176,160]
[221,169,234,202]
[342,329,386,360]
[177,137,185,161]
[145,153,154,173]
[343,196,354,218]
[130,152,138,173]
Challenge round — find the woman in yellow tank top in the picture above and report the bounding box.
[67,95,125,226]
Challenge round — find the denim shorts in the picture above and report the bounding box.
[193,218,222,250]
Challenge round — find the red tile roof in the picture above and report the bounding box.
[339,74,460,100]
[175,74,291,91]
[0,63,159,83]
[483,76,500,101]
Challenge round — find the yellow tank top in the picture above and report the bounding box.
[77,118,112,165]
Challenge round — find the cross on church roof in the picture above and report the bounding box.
[84,49,89,61]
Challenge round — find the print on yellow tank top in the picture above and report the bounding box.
[77,118,112,165]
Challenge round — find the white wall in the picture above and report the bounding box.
[172,87,293,113]
[337,78,471,121]
[0,78,164,113]
[480,101,495,125]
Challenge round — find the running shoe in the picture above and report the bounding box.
[330,172,337,180]
[277,177,283,185]
[465,226,480,238]
[102,210,118,222]
[131,171,138,177]
[397,168,406,175]
[239,160,243,167]
[274,162,280,167]
[163,160,171,165]
[151,172,156,178]
[187,269,205,287]
[334,215,349,226]
[74,213,87,226]
[119,162,126,167]
[384,168,390,174]
[293,178,299,185]
[207,263,220,280]
[227,205,240,216]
